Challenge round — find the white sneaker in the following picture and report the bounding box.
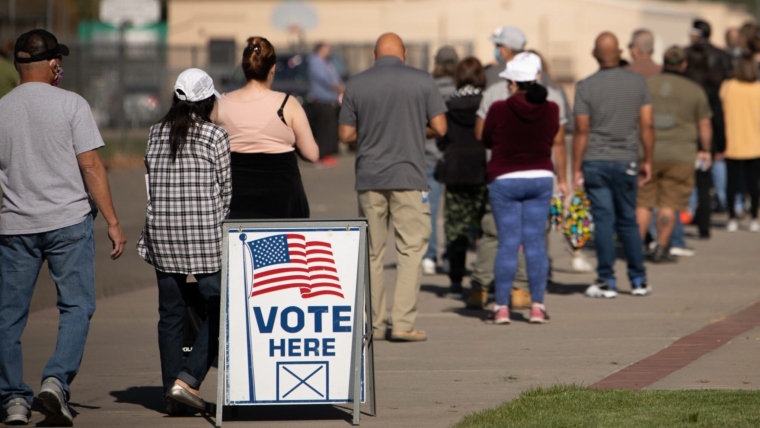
[669,246,696,257]
[727,219,739,232]
[422,258,436,275]
[571,256,594,273]
[585,281,617,299]
[750,220,760,233]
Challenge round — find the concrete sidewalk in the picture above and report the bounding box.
[15,156,760,427]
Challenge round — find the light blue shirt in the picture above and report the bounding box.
[308,54,341,104]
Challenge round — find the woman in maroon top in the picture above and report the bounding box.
[482,55,563,325]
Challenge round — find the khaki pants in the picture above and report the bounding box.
[470,207,529,291]
[358,190,431,333]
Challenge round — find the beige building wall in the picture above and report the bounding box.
[168,0,752,81]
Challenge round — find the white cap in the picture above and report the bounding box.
[174,68,220,102]
[499,55,540,82]
[489,26,527,51]
[512,52,542,72]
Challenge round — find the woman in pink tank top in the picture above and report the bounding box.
[212,36,319,219]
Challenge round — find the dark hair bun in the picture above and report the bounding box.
[242,36,276,82]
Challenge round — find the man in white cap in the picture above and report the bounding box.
[467,51,570,309]
[485,26,527,88]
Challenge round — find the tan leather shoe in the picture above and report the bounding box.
[467,289,488,309]
[390,329,427,342]
[511,288,532,309]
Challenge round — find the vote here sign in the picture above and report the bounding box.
[223,226,365,405]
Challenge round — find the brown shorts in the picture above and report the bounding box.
[637,162,695,210]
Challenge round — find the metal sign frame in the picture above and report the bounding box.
[215,219,376,426]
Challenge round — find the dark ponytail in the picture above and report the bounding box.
[158,94,216,161]
[517,81,548,103]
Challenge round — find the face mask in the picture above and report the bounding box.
[494,48,502,63]
[51,66,63,87]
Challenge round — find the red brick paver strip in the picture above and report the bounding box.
[592,301,760,390]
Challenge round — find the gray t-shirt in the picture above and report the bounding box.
[425,75,457,165]
[340,56,447,191]
[574,68,652,162]
[0,83,104,234]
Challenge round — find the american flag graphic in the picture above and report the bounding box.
[246,234,344,299]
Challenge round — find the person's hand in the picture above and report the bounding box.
[638,161,652,187]
[573,170,584,191]
[696,151,712,170]
[108,223,127,260]
[714,152,725,161]
[556,180,568,197]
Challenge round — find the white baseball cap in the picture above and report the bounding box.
[499,55,540,82]
[174,68,220,102]
[489,26,527,51]
[511,52,542,72]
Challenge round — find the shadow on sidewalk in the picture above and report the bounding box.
[221,404,356,423]
[547,281,590,295]
[110,386,165,414]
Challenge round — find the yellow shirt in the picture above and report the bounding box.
[720,79,760,160]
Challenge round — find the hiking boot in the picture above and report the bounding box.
[649,245,677,263]
[488,306,510,325]
[511,288,532,309]
[390,329,427,342]
[3,399,30,426]
[38,377,73,427]
[529,306,550,324]
[446,283,463,299]
[466,288,487,310]
[631,278,651,297]
[585,279,617,299]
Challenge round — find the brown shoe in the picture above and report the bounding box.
[511,288,532,309]
[467,289,487,309]
[390,329,427,342]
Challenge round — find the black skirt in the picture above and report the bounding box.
[228,151,310,220]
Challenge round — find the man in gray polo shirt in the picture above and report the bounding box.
[573,32,653,299]
[339,33,447,342]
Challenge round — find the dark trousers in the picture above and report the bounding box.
[156,270,220,393]
[694,169,712,238]
[726,158,760,220]
[307,102,340,158]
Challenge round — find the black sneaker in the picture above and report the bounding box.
[649,244,677,263]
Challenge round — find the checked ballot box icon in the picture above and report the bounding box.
[277,361,329,402]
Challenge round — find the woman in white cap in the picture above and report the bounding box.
[137,68,231,415]
[482,55,563,325]
[213,36,319,219]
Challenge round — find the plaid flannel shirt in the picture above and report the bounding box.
[137,120,231,274]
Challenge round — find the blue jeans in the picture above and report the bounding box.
[489,177,553,306]
[582,161,646,286]
[156,270,220,393]
[0,216,95,407]
[424,162,443,261]
[711,159,727,209]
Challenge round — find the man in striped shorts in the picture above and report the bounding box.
[572,32,654,298]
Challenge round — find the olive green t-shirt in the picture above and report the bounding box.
[0,57,19,99]
[648,72,712,163]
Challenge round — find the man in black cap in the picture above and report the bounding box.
[0,29,127,426]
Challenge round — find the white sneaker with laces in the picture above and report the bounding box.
[571,256,594,273]
[585,282,617,299]
[727,219,739,232]
[750,220,760,233]
[422,258,436,275]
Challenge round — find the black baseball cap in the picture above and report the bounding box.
[14,29,69,64]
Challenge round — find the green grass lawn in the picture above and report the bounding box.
[454,385,760,428]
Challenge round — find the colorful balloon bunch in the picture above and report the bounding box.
[562,189,594,249]
[550,194,564,231]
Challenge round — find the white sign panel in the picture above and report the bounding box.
[100,0,161,26]
[223,227,365,405]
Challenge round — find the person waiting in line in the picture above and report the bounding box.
[435,57,487,299]
[213,36,319,220]
[482,54,562,324]
[635,47,712,263]
[422,45,459,276]
[719,56,760,232]
[307,42,344,168]
[137,68,231,415]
